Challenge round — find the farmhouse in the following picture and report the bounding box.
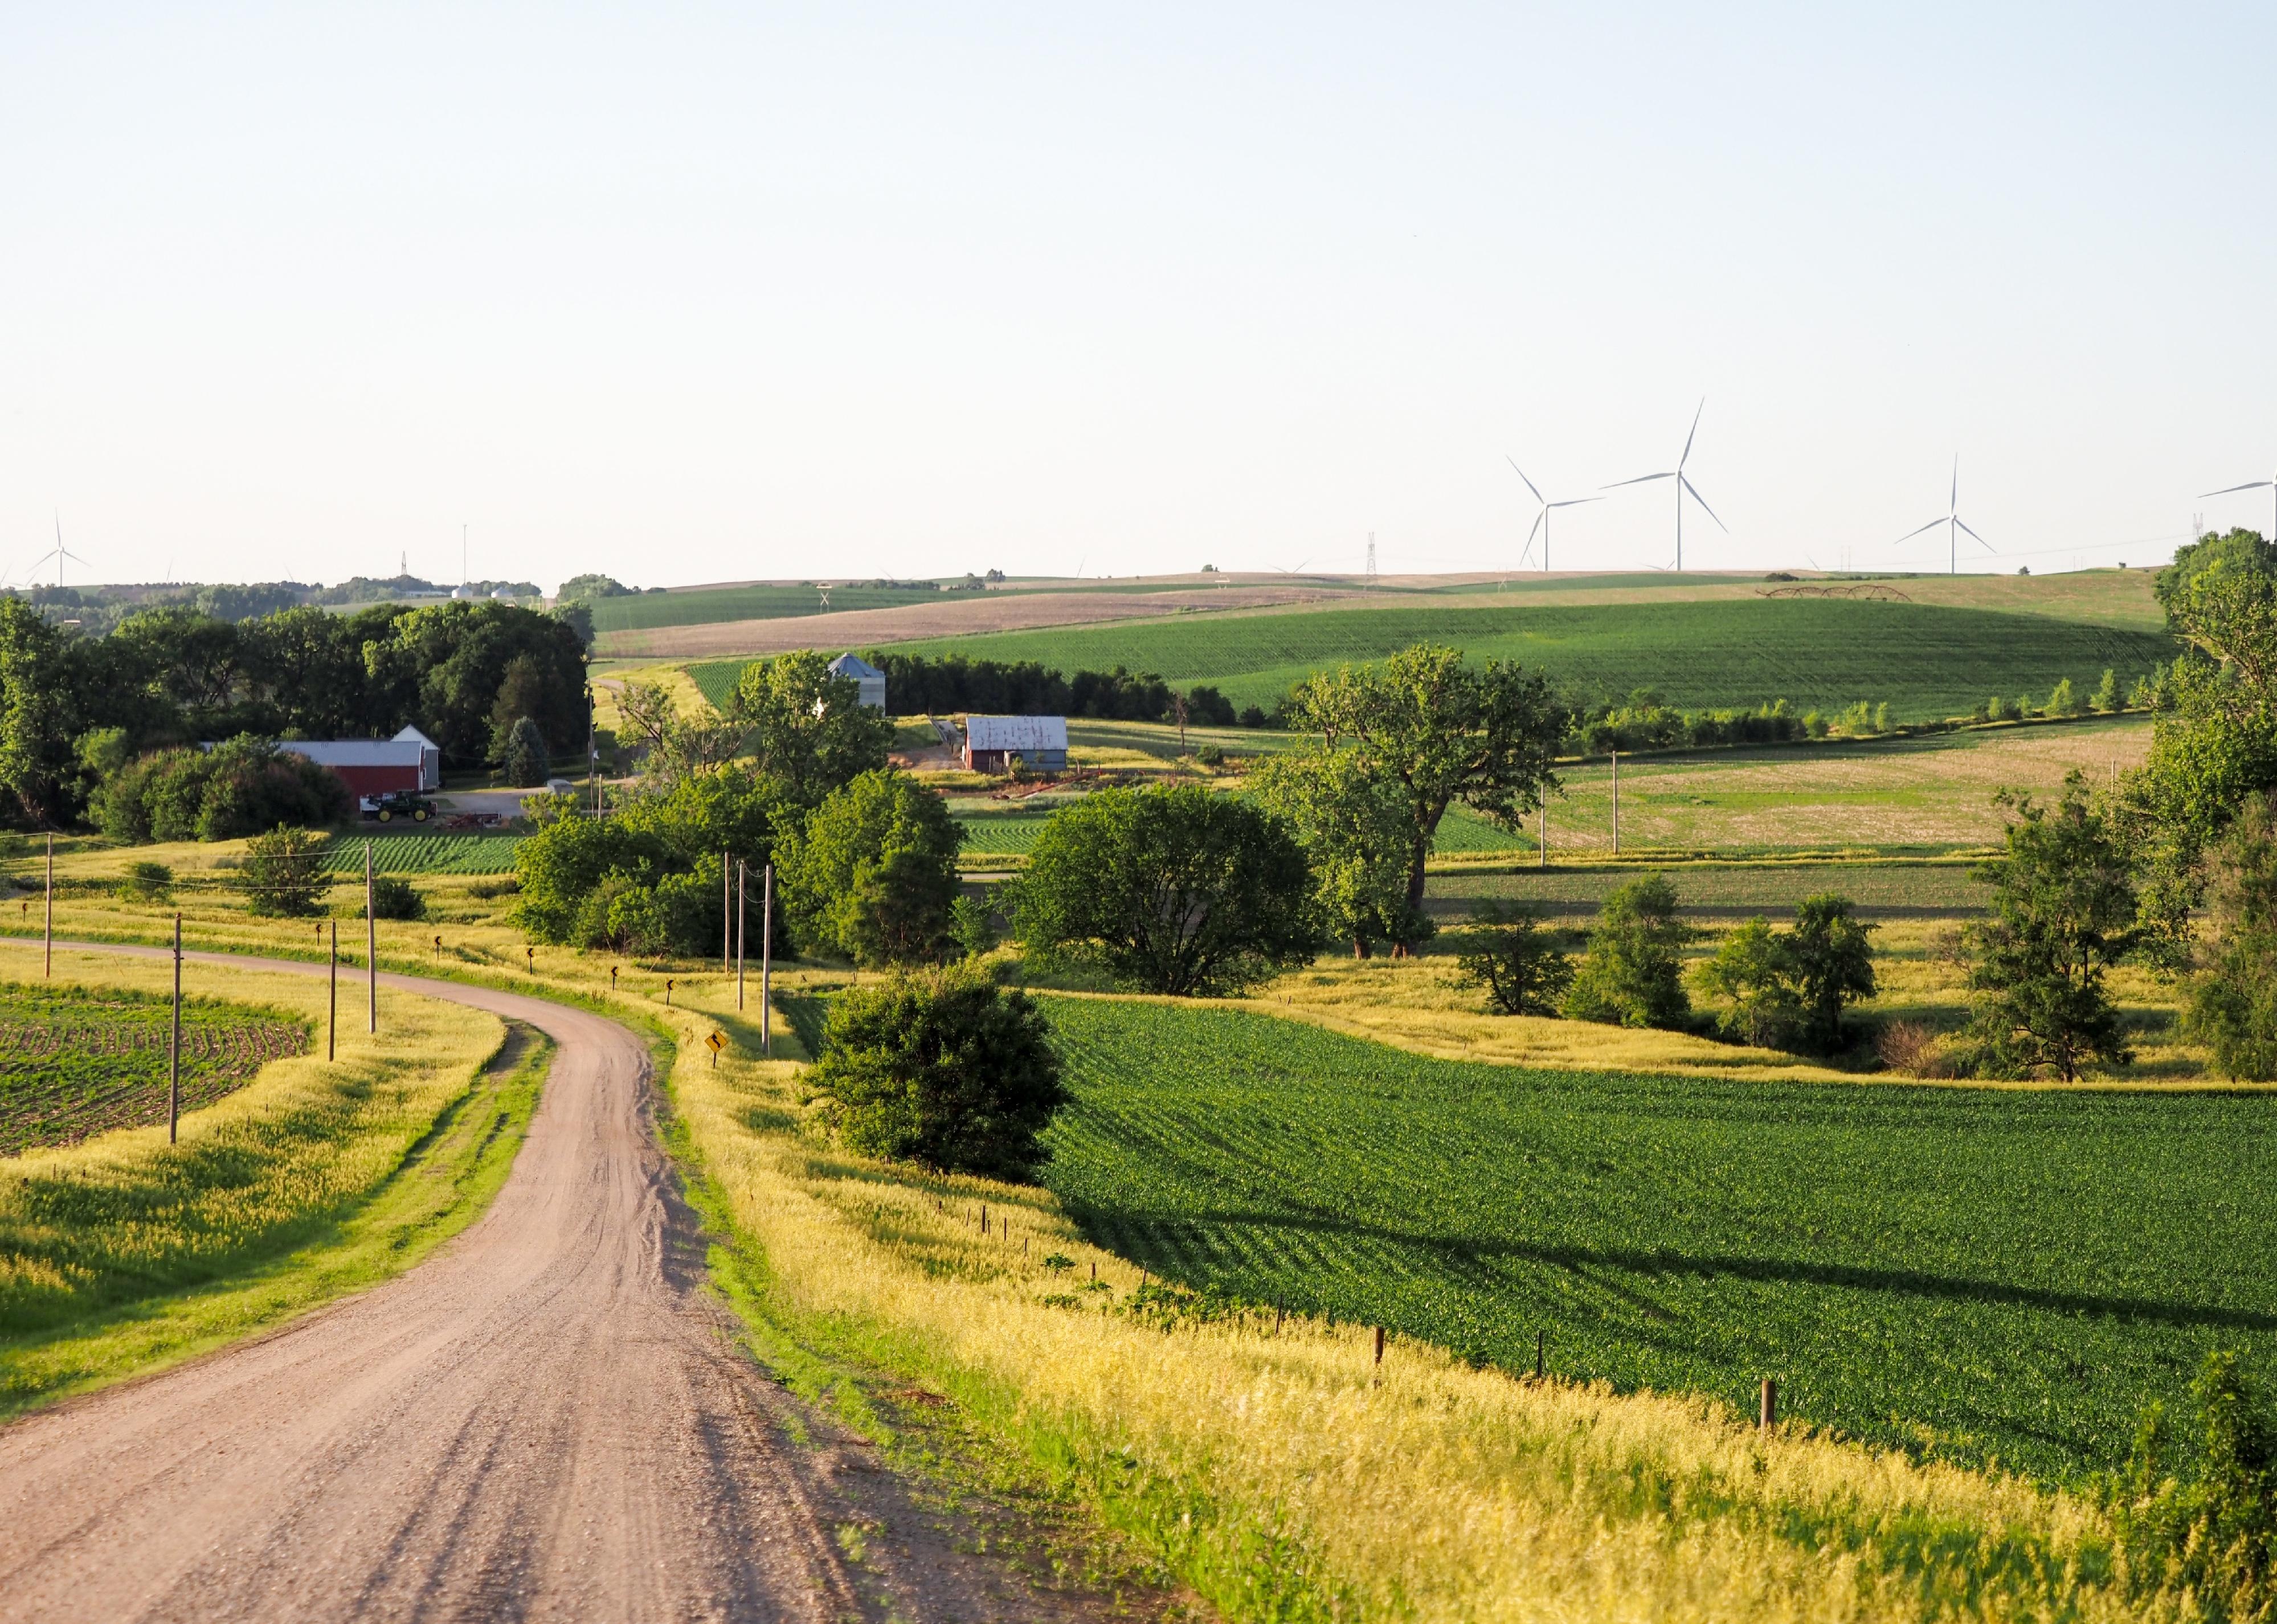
[963,714,1068,773]
[828,652,887,710]
[273,726,442,797]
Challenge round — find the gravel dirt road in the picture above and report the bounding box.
[0,948,1151,1623]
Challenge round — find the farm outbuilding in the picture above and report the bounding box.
[963,714,1068,773]
[273,726,443,796]
[828,652,887,710]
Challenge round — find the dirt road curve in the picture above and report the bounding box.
[0,948,1118,1624]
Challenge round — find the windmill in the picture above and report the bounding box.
[1506,458,1600,572]
[28,516,89,588]
[2202,462,2277,542]
[1894,457,1992,574]
[1602,399,1724,570]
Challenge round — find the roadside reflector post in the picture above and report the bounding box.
[328,919,337,1061]
[611,964,619,992]
[761,862,774,1056]
[169,913,182,1144]
[433,933,441,962]
[665,978,674,1008]
[365,840,376,1033]
[1760,1377,1777,1433]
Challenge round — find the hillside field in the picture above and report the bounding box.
[1039,996,2277,1482]
[694,597,2177,720]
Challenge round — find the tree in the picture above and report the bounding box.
[93,736,354,843]
[806,964,1067,1180]
[1247,748,1428,956]
[1455,902,1575,1016]
[779,768,964,966]
[2047,677,2079,717]
[2184,793,2277,1079]
[1290,644,1567,915]
[731,651,893,807]
[369,874,427,921]
[1692,894,1875,1053]
[1562,873,1695,1029]
[237,825,333,917]
[1963,774,2137,1081]
[500,715,549,787]
[363,599,588,766]
[0,597,79,828]
[615,677,746,783]
[950,894,998,959]
[2091,668,2121,713]
[1012,784,1315,995]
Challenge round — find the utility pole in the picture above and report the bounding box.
[365,840,377,1033]
[1610,750,1620,855]
[43,833,52,978]
[736,860,747,1010]
[328,919,338,1061]
[1539,784,1548,869]
[761,863,774,1056]
[722,851,731,972]
[169,913,182,1145]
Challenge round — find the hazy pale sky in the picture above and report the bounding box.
[5,3,2273,592]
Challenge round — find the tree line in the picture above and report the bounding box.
[0,595,588,830]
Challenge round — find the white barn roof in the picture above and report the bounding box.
[828,653,884,680]
[964,715,1067,752]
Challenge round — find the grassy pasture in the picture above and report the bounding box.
[589,582,951,634]
[0,980,310,1155]
[824,598,2177,718]
[1038,996,2277,1482]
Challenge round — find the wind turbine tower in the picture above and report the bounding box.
[1506,459,1599,572]
[1603,400,1724,570]
[1894,457,1992,574]
[31,517,89,588]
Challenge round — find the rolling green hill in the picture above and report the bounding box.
[1039,996,2277,1481]
[588,582,958,633]
[694,598,2177,721]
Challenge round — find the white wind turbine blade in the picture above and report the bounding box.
[2202,481,2276,497]
[1526,510,1546,550]
[1506,457,1546,506]
[1679,398,1706,469]
[1894,516,1948,544]
[1955,518,1993,551]
[1602,471,1675,490]
[1547,496,1601,509]
[1680,474,1728,531]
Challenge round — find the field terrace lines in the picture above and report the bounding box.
[0,944,1154,1624]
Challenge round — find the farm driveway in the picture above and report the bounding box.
[0,946,1127,1624]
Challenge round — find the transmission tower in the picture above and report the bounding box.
[1366,532,1377,583]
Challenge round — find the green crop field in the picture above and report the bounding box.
[0,982,309,1156]
[1038,997,2277,1480]
[766,598,2177,719]
[316,835,524,874]
[588,583,958,634]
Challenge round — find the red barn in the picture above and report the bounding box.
[275,727,441,798]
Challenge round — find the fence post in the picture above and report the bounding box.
[169,913,182,1144]
[736,860,747,1010]
[1373,1326,1385,1366]
[1760,1377,1777,1433]
[761,862,774,1056]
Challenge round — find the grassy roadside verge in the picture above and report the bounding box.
[649,989,2156,1623]
[0,943,546,1418]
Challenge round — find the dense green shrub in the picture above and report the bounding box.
[2185,795,2277,1079]
[367,874,426,921]
[1454,902,1574,1016]
[95,736,353,844]
[778,769,964,966]
[1694,894,1876,1054]
[806,964,1066,1180]
[117,861,174,903]
[1561,873,1694,1029]
[236,825,333,917]
[2106,1350,2277,1621]
[499,715,548,787]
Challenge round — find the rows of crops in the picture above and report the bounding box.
[588,583,952,634]
[789,599,2176,720]
[315,835,523,874]
[1037,997,2277,1480]
[0,982,310,1155]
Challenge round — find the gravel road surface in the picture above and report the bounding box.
[0,948,1131,1623]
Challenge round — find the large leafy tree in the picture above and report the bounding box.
[1012,783,1315,995]
[365,600,588,764]
[1963,774,2138,1082]
[1693,893,1875,1053]
[778,768,964,966]
[731,651,893,806]
[1290,644,1567,914]
[807,964,1067,1180]
[1562,873,1695,1029]
[1246,748,1425,956]
[2183,793,2277,1080]
[0,597,80,828]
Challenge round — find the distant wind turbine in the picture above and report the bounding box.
[2202,462,2277,542]
[29,516,89,588]
[1894,457,1992,574]
[1506,459,1600,572]
[1603,399,1724,570]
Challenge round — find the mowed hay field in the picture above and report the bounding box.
[1037,996,2277,1482]
[694,595,2177,719]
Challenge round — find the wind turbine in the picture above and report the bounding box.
[28,516,89,588]
[1894,457,1992,574]
[2202,462,2277,542]
[1506,459,1600,572]
[1603,399,1724,570]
